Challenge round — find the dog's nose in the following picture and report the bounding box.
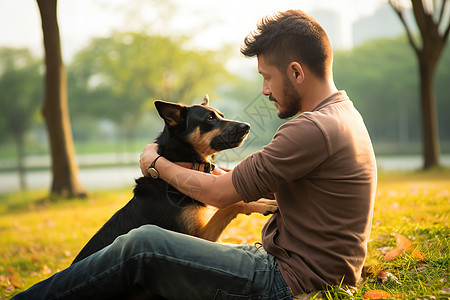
[239,122,250,131]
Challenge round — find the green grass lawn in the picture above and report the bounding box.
[0,170,449,299]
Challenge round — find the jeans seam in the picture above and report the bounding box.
[148,252,256,280]
[55,250,259,299]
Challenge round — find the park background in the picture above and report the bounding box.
[0,0,449,298]
[1,0,449,192]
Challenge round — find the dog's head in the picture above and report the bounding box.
[155,95,250,162]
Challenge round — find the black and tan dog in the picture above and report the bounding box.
[72,95,277,265]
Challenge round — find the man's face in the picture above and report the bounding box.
[257,55,302,119]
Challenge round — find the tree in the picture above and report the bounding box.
[68,32,232,149]
[36,0,86,198]
[389,0,450,169]
[0,48,42,190]
[334,37,420,148]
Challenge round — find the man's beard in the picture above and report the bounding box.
[275,79,302,119]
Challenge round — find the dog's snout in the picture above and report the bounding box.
[239,122,250,132]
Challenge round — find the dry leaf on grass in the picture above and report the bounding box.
[411,249,426,261]
[384,247,406,261]
[363,289,393,299]
[377,270,402,285]
[383,233,425,261]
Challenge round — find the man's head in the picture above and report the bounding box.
[241,10,334,118]
[241,10,332,80]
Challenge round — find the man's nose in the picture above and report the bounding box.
[262,81,271,96]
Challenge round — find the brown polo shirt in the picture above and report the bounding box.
[232,91,377,294]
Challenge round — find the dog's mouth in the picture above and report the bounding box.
[210,122,250,151]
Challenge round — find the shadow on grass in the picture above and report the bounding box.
[0,190,94,215]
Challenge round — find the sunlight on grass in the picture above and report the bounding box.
[0,170,449,299]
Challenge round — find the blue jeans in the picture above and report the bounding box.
[13,225,293,299]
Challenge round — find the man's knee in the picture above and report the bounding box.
[114,224,166,255]
[128,224,166,240]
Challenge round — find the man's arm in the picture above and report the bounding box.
[140,143,241,208]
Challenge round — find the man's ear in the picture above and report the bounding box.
[154,100,186,127]
[288,62,305,85]
[201,94,209,106]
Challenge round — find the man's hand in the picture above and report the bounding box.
[233,199,278,216]
[139,143,159,176]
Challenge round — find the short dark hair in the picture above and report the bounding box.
[241,10,332,79]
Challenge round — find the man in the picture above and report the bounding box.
[13,10,376,299]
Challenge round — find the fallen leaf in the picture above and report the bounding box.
[384,247,405,261]
[394,234,413,251]
[377,270,402,285]
[9,272,19,281]
[411,249,426,261]
[441,287,450,294]
[384,234,413,261]
[363,290,392,299]
[3,285,16,294]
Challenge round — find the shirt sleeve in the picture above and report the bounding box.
[232,116,329,202]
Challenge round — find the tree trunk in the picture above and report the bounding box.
[36,0,86,198]
[389,0,448,170]
[413,0,444,169]
[418,55,440,169]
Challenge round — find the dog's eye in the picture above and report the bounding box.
[207,115,214,121]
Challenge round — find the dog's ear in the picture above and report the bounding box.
[154,100,186,127]
[201,94,209,106]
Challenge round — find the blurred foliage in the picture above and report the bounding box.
[67,31,234,142]
[334,36,450,153]
[0,48,42,188]
[0,34,449,164]
[0,48,42,144]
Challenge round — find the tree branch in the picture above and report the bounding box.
[444,20,450,42]
[412,0,434,34]
[438,0,446,24]
[441,0,450,42]
[389,0,420,53]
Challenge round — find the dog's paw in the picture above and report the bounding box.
[243,199,278,216]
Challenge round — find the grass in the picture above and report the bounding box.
[0,169,449,299]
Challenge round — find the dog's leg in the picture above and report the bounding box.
[197,199,278,242]
[234,199,278,215]
[196,205,241,242]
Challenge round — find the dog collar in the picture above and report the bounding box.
[200,162,215,173]
[148,158,215,180]
[175,162,215,173]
